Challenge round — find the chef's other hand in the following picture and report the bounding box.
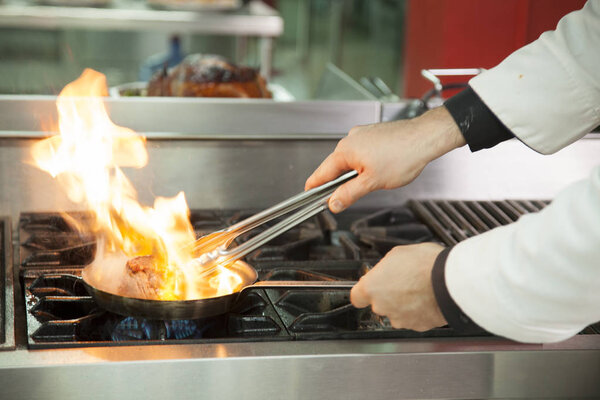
[351,243,447,332]
[305,106,465,213]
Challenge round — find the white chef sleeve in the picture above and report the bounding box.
[469,0,600,154]
[445,166,600,343]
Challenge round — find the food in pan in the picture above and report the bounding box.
[117,255,164,300]
[147,54,272,98]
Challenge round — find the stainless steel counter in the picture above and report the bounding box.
[1,97,600,399]
[0,0,283,78]
[1,338,600,399]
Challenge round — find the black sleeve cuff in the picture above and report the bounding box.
[431,246,486,335]
[444,86,514,152]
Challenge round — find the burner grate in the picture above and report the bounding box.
[20,207,490,348]
[26,274,289,348]
[409,199,550,246]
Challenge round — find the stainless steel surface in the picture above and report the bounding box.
[0,340,600,399]
[380,99,412,122]
[0,0,282,79]
[250,280,355,289]
[194,170,358,275]
[1,217,14,350]
[421,68,485,93]
[0,96,381,138]
[0,0,282,35]
[2,134,599,224]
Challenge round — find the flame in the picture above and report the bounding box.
[31,69,242,300]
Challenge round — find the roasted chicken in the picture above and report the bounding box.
[148,54,271,98]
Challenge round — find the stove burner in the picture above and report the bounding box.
[350,209,436,253]
[111,318,209,341]
[27,275,287,347]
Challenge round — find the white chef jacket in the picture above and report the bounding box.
[446,0,600,343]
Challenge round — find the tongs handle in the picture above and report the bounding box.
[192,170,358,254]
[227,170,358,236]
[196,170,358,276]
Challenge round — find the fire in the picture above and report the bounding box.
[31,69,242,300]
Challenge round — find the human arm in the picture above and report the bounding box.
[304,106,466,213]
[437,0,600,342]
[310,1,600,342]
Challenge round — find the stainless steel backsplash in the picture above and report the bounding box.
[2,136,599,226]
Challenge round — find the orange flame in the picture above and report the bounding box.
[31,69,242,300]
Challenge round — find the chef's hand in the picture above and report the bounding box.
[351,243,447,332]
[305,106,465,213]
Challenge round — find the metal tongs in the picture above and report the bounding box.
[192,170,358,277]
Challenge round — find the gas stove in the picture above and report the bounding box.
[18,201,600,349]
[19,206,470,349]
[1,99,600,399]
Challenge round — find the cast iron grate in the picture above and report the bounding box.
[409,199,551,246]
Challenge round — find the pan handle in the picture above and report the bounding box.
[246,280,356,290]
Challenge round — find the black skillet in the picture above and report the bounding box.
[82,260,354,320]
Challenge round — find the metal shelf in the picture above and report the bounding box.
[0,0,283,77]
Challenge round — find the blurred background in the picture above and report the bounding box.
[0,0,586,100]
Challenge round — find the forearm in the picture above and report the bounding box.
[410,106,466,162]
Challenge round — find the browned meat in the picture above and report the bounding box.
[147,54,272,98]
[126,255,156,273]
[118,255,164,300]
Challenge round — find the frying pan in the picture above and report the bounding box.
[82,260,355,320]
[81,171,359,319]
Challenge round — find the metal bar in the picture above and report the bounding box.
[423,200,469,242]
[533,200,551,209]
[514,199,539,213]
[464,201,503,229]
[438,200,479,238]
[0,0,283,36]
[494,200,524,222]
[452,201,489,232]
[479,201,514,225]
[259,37,273,80]
[408,200,457,246]
[1,217,14,350]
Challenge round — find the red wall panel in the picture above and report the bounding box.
[403,0,586,98]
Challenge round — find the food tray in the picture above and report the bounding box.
[33,0,111,7]
[146,0,242,12]
[109,81,295,101]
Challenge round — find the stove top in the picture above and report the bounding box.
[18,201,600,349]
[19,206,470,349]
